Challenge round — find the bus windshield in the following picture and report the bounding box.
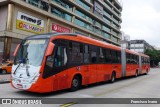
[14,39,49,67]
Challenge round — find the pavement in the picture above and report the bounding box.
[0,68,160,107]
[0,74,10,83]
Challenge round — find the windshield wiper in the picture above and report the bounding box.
[13,52,30,77]
[13,59,23,75]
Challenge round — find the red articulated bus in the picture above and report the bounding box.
[11,33,150,93]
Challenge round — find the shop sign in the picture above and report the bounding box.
[52,24,70,33]
[16,11,44,34]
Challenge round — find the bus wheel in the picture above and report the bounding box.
[2,70,7,74]
[70,76,80,92]
[145,70,148,75]
[110,72,116,83]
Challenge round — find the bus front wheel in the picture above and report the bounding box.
[70,76,81,92]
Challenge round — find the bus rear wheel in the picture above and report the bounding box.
[135,71,138,77]
[70,76,81,92]
[145,69,148,75]
[110,72,116,83]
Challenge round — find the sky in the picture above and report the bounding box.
[119,0,160,47]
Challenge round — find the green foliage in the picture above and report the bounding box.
[144,49,160,67]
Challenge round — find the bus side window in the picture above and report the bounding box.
[99,48,105,63]
[69,42,83,63]
[84,45,90,63]
[126,53,130,64]
[111,51,118,63]
[142,57,144,64]
[54,46,67,67]
[131,54,134,64]
[105,49,111,63]
[90,45,97,63]
[118,51,121,63]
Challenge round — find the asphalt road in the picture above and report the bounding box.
[0,68,160,107]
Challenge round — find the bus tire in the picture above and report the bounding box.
[110,72,116,83]
[135,71,138,77]
[2,69,7,74]
[145,69,148,75]
[70,76,81,92]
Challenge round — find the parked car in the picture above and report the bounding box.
[0,61,13,74]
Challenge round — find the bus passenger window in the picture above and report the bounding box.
[54,46,67,67]
[84,45,90,63]
[90,46,97,63]
[69,42,83,63]
[105,49,111,63]
[99,48,105,63]
[126,53,130,64]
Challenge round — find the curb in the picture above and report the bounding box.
[0,79,10,84]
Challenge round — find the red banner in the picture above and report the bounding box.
[52,24,70,33]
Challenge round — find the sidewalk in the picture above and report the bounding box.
[0,74,10,83]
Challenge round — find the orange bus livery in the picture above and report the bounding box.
[11,33,150,93]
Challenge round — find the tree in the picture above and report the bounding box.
[144,49,160,67]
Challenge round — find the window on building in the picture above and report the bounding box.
[103,10,111,18]
[94,27,102,35]
[94,21,101,28]
[75,0,90,11]
[26,0,49,11]
[112,30,118,36]
[52,0,73,11]
[113,17,119,24]
[74,18,93,31]
[51,7,72,22]
[103,16,111,24]
[102,32,111,39]
[113,23,119,29]
[75,9,93,23]
[41,1,49,11]
[103,25,111,32]
[111,36,118,42]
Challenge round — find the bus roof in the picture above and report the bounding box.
[139,53,149,58]
[25,33,149,57]
[25,32,77,39]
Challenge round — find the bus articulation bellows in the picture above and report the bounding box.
[11,33,150,93]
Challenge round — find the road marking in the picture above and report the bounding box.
[60,102,77,107]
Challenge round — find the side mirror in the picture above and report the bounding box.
[13,44,20,57]
[45,42,55,56]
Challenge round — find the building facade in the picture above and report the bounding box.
[120,31,130,49]
[0,0,122,62]
[130,40,154,53]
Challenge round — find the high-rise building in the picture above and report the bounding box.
[120,31,130,49]
[0,0,122,62]
[130,40,154,53]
